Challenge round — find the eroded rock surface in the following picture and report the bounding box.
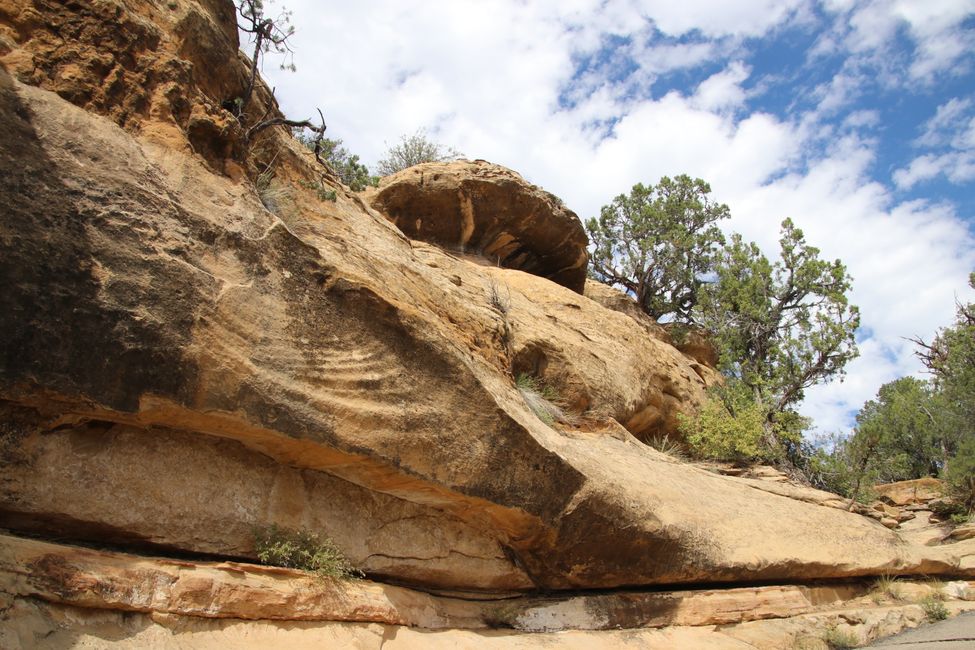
[1,2,974,647]
[366,160,589,293]
[2,534,974,649]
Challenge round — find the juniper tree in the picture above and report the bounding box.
[586,175,729,322]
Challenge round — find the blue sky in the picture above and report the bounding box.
[252,0,975,435]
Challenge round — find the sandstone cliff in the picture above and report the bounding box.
[1,0,973,647]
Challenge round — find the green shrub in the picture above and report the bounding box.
[930,497,968,520]
[920,594,949,621]
[945,437,975,514]
[677,383,793,463]
[253,524,361,580]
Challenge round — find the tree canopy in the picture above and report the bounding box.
[810,272,974,514]
[586,175,729,322]
[696,219,860,416]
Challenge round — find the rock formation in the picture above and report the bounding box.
[0,0,973,647]
[366,160,589,293]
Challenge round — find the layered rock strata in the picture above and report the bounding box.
[1,1,974,647]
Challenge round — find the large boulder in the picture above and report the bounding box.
[366,160,590,293]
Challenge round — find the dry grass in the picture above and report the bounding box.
[647,435,688,461]
[872,573,902,601]
[516,373,576,427]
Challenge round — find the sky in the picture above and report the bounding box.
[249,0,975,437]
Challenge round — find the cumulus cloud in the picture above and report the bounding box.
[691,62,751,112]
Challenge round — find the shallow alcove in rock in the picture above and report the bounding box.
[365,160,590,293]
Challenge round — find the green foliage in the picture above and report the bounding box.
[296,131,378,191]
[917,273,975,511]
[254,524,361,580]
[298,178,337,202]
[586,175,729,322]
[697,219,860,417]
[678,382,802,463]
[809,272,974,507]
[854,377,942,481]
[376,129,462,176]
[823,377,944,503]
[919,594,949,621]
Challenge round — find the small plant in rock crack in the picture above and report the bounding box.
[298,178,337,202]
[822,624,860,649]
[647,435,687,461]
[487,280,513,360]
[515,373,574,426]
[872,572,902,601]
[254,154,291,213]
[919,594,949,621]
[253,524,362,580]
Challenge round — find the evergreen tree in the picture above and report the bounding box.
[586,175,729,322]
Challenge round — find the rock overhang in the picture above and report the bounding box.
[366,160,590,294]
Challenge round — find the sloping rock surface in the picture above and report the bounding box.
[1,0,974,636]
[366,160,589,293]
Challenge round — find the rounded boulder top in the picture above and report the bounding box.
[367,160,590,293]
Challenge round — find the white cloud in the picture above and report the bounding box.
[691,61,751,112]
[895,96,975,188]
[636,0,809,38]
[820,0,975,85]
[917,97,973,146]
[893,154,946,189]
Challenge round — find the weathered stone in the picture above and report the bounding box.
[5,533,973,640]
[0,413,531,591]
[366,160,589,293]
[2,0,975,622]
[948,523,975,542]
[873,478,945,507]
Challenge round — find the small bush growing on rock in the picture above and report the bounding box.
[254,524,361,580]
[298,178,337,202]
[920,594,949,621]
[678,382,797,464]
[647,435,687,461]
[822,625,859,649]
[376,129,463,176]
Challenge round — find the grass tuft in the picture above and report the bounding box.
[647,435,688,461]
[516,373,575,426]
[872,573,902,601]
